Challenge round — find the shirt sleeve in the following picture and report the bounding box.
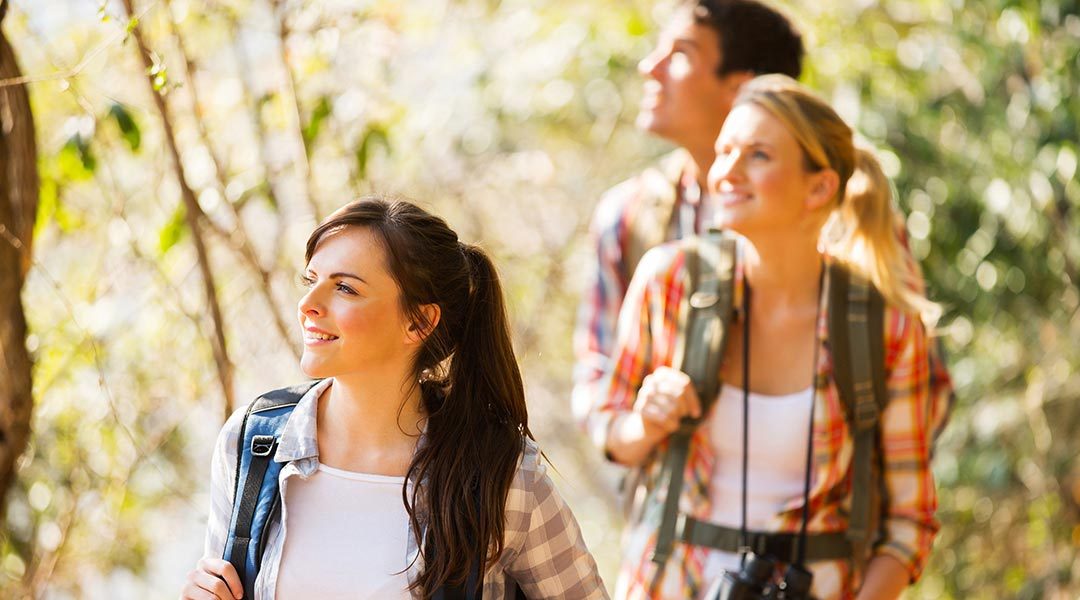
[873,308,940,581]
[203,407,247,560]
[503,443,609,599]
[588,243,686,454]
[572,181,635,436]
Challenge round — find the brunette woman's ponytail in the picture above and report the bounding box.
[409,243,529,592]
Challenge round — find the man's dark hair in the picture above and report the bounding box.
[693,0,804,79]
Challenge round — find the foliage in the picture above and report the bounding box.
[1,0,1077,597]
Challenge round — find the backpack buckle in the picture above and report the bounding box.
[689,292,718,308]
[251,435,277,457]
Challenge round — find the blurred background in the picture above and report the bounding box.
[0,0,1078,597]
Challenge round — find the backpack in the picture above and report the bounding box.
[621,151,688,285]
[222,382,524,599]
[646,231,894,585]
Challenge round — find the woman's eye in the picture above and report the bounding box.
[299,274,316,287]
[336,283,357,295]
[752,150,769,160]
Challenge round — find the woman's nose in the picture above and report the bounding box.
[707,151,740,193]
[298,286,324,318]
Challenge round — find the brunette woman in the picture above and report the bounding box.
[182,198,608,599]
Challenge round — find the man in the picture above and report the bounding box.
[573,0,804,445]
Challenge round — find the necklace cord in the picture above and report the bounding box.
[796,262,825,566]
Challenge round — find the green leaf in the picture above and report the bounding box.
[157,205,187,256]
[56,134,96,181]
[301,96,333,153]
[355,126,389,180]
[108,103,141,152]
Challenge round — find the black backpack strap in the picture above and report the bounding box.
[827,264,887,572]
[225,381,320,597]
[650,232,736,589]
[229,432,279,599]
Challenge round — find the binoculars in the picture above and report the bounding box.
[710,553,814,600]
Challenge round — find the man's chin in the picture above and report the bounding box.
[636,112,668,137]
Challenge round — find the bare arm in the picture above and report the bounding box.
[855,554,909,600]
[606,367,701,466]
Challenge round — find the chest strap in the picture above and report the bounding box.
[676,516,853,563]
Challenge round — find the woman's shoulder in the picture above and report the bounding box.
[512,437,544,488]
[213,382,319,462]
[625,239,692,298]
[505,437,562,508]
[213,404,253,464]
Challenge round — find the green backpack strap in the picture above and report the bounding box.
[827,262,887,573]
[650,231,736,588]
[622,152,687,284]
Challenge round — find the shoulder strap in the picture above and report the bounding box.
[622,153,686,283]
[649,231,736,588]
[224,380,320,598]
[678,231,737,409]
[826,263,886,571]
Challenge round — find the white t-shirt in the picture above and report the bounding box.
[702,383,815,585]
[276,463,412,599]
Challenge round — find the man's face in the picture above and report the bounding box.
[636,10,742,150]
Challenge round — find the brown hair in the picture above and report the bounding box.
[692,0,804,80]
[732,74,939,323]
[305,196,529,596]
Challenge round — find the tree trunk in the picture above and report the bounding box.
[0,0,38,512]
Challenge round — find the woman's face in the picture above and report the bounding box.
[297,226,414,380]
[707,103,823,238]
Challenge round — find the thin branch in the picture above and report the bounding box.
[120,0,235,418]
[0,1,160,89]
[269,0,321,223]
[224,10,291,268]
[163,0,300,361]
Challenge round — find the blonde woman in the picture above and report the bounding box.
[594,76,943,599]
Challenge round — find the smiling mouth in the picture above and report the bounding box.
[716,192,752,206]
[304,331,339,342]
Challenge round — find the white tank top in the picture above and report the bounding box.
[277,463,412,599]
[702,383,815,584]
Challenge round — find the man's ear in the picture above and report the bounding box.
[405,303,441,345]
[806,168,840,212]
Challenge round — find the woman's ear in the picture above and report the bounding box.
[806,168,840,212]
[405,303,441,345]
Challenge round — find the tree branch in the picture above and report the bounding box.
[269,0,322,223]
[163,0,300,361]
[120,0,235,418]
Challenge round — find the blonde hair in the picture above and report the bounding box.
[733,74,939,325]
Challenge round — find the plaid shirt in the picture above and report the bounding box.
[574,151,703,446]
[203,378,609,599]
[593,242,941,600]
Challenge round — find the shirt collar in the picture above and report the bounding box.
[274,377,333,463]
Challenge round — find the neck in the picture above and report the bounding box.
[321,365,425,447]
[742,230,824,310]
[685,143,717,191]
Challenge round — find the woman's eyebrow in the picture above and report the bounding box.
[330,272,368,285]
[306,268,368,285]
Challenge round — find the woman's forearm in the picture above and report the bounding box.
[855,554,909,600]
[605,411,668,466]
